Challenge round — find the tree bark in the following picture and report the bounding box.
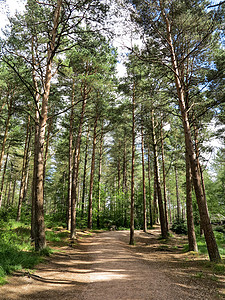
[151,109,168,238]
[0,92,13,173]
[43,115,52,187]
[147,144,153,227]
[153,166,158,224]
[141,123,147,232]
[161,120,169,231]
[130,82,135,245]
[160,3,221,261]
[122,133,128,227]
[186,150,198,252]
[174,165,181,220]
[97,121,104,229]
[71,90,87,239]
[35,0,62,251]
[17,116,31,221]
[67,79,75,231]
[11,178,17,206]
[81,126,90,217]
[88,115,98,229]
[0,152,9,208]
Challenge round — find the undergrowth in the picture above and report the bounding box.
[0,220,43,285]
[183,228,225,258]
[0,219,68,285]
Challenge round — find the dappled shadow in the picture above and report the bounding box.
[1,229,223,300]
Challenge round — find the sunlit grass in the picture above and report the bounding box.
[183,228,225,257]
[0,221,43,285]
[0,220,67,285]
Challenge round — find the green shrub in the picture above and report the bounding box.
[171,219,187,234]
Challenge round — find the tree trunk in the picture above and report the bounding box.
[7,173,12,206]
[11,178,17,206]
[31,35,40,242]
[0,93,13,173]
[160,5,221,261]
[81,126,90,217]
[130,82,135,245]
[88,115,98,229]
[141,123,147,232]
[35,0,62,251]
[67,79,75,230]
[31,107,39,241]
[43,115,52,187]
[122,133,128,227]
[17,116,31,221]
[161,119,169,231]
[153,166,158,224]
[151,109,167,238]
[147,144,153,227]
[97,121,104,229]
[0,152,9,208]
[174,165,181,220]
[71,91,87,239]
[186,150,198,252]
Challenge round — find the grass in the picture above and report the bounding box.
[0,220,43,285]
[0,220,70,285]
[184,229,225,257]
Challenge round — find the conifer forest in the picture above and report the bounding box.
[0,0,225,289]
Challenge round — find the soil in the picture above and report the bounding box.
[1,227,224,300]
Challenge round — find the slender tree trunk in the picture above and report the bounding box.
[31,34,40,241]
[153,166,158,224]
[43,116,52,186]
[88,115,98,229]
[17,117,31,221]
[7,174,12,206]
[147,144,153,227]
[11,178,16,206]
[81,126,90,217]
[167,194,172,224]
[67,79,75,230]
[4,181,9,207]
[0,152,9,208]
[193,123,206,237]
[0,93,13,173]
[71,91,87,239]
[186,150,198,251]
[97,121,104,229]
[122,134,128,227]
[160,5,221,261]
[141,124,147,232]
[174,165,181,220]
[31,107,39,241]
[161,120,169,231]
[151,109,167,238]
[130,82,135,245]
[23,157,30,204]
[117,142,121,191]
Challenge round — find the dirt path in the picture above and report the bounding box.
[1,228,224,300]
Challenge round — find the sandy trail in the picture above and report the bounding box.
[0,229,223,300]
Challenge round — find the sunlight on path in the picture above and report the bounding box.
[0,230,221,300]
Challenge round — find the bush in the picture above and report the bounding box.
[171,219,187,234]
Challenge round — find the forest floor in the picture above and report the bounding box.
[1,226,225,300]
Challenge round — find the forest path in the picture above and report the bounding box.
[1,228,223,300]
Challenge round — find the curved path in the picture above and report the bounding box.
[1,229,222,300]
